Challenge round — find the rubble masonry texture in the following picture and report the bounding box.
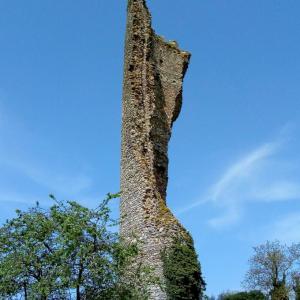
[120,0,193,298]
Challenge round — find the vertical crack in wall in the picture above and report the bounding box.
[121,0,193,298]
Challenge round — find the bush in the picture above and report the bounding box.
[218,290,266,300]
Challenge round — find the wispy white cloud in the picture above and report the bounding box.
[269,212,300,243]
[255,181,300,202]
[0,95,6,129]
[177,126,300,230]
[0,98,93,201]
[210,141,279,203]
[208,207,240,229]
[0,191,47,206]
[0,158,92,196]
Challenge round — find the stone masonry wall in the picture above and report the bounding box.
[120,0,192,298]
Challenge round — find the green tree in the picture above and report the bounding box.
[269,279,289,300]
[243,241,300,300]
[218,290,266,300]
[162,235,206,299]
[0,194,154,299]
[204,296,216,300]
[292,273,300,300]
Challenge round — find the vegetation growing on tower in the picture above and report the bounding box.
[162,235,206,299]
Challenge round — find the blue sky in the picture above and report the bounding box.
[0,0,299,296]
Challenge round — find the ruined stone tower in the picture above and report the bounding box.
[120,0,199,298]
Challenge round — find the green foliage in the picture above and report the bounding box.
[270,282,289,300]
[0,194,153,300]
[218,290,266,300]
[296,284,300,300]
[243,241,300,299]
[162,235,206,300]
[293,274,300,300]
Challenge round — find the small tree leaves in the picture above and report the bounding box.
[0,196,152,300]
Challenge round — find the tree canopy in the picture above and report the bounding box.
[0,194,155,300]
[218,290,266,300]
[293,273,300,300]
[243,241,300,300]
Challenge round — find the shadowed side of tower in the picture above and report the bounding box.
[120,0,200,298]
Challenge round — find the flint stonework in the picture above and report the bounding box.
[120,0,193,298]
